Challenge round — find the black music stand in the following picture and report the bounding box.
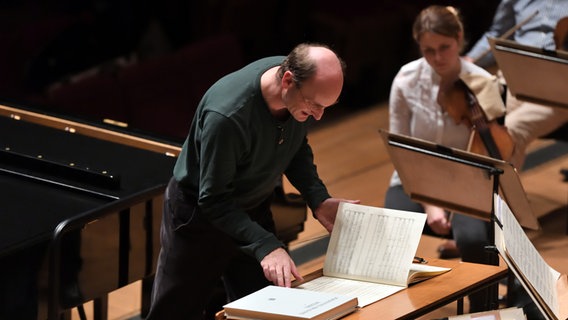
[378,129,540,311]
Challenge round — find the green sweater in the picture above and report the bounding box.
[173,56,331,261]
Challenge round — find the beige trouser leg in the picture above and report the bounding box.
[505,90,568,169]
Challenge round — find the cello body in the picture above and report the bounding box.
[438,77,514,161]
[467,120,514,161]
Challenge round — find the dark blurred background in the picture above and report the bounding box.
[0,0,500,142]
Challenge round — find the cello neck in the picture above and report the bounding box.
[464,88,489,130]
[460,80,504,159]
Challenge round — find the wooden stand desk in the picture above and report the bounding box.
[218,259,507,320]
[326,259,507,320]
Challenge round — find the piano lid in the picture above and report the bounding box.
[0,113,177,199]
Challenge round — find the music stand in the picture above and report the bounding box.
[494,196,568,320]
[379,130,539,230]
[489,37,568,109]
[379,129,540,310]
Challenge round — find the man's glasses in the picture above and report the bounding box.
[296,85,336,111]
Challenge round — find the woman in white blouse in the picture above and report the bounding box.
[384,5,504,313]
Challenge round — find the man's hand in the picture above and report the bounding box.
[424,204,451,235]
[313,198,360,233]
[260,247,303,287]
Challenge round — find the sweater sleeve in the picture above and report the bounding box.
[197,111,283,261]
[284,136,331,213]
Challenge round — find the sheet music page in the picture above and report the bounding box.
[323,202,426,286]
[297,275,404,307]
[494,195,559,316]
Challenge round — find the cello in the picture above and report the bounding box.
[437,77,515,161]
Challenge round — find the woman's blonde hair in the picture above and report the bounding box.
[412,5,465,50]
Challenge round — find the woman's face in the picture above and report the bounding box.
[418,31,461,77]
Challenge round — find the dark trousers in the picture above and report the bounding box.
[385,185,493,312]
[146,179,273,320]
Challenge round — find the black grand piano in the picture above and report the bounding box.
[0,102,179,320]
[0,100,307,320]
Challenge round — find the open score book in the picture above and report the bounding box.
[297,202,451,307]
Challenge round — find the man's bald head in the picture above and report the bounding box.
[277,43,346,107]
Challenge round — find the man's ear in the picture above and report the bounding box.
[281,70,295,89]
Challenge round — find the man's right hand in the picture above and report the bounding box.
[260,247,303,288]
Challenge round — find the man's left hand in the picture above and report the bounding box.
[313,198,360,232]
